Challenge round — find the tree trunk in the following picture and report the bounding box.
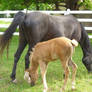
[64,0,80,10]
[36,0,39,10]
[54,1,60,10]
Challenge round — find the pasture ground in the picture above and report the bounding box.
[0,36,92,92]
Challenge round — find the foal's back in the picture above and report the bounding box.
[32,37,75,62]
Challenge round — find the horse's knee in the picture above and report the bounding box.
[65,67,70,78]
[72,63,77,72]
[25,53,30,61]
[14,53,20,63]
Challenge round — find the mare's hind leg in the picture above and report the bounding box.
[68,58,77,90]
[25,42,37,71]
[25,38,43,72]
[24,45,32,78]
[11,35,27,83]
[24,43,40,79]
[25,46,31,70]
[39,61,48,92]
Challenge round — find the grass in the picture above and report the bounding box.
[0,21,19,32]
[0,21,10,24]
[0,36,92,92]
[0,21,10,32]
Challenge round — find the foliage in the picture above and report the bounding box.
[28,3,53,10]
[0,0,92,10]
[80,0,92,10]
[0,0,54,10]
[37,3,53,10]
[0,0,25,10]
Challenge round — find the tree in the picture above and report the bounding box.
[80,0,92,10]
[64,0,80,10]
[0,0,92,10]
[0,0,25,10]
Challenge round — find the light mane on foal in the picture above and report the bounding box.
[24,37,78,92]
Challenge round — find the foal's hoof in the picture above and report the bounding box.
[59,90,63,92]
[43,88,48,92]
[11,79,17,84]
[59,88,65,92]
[72,86,76,91]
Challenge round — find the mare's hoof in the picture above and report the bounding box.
[88,71,92,74]
[11,79,17,84]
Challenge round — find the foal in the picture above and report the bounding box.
[24,37,78,92]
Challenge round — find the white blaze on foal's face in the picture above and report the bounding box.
[24,71,31,83]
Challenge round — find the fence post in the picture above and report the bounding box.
[6,10,10,18]
[64,9,71,15]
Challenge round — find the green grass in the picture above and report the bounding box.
[0,21,11,32]
[0,21,11,24]
[0,21,19,32]
[0,36,92,92]
[0,28,19,32]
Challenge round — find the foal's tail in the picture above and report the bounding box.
[71,39,78,47]
[0,11,25,56]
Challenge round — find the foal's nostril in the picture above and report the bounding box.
[31,82,35,87]
[63,73,65,78]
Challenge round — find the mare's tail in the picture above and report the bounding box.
[0,11,25,56]
[79,23,92,54]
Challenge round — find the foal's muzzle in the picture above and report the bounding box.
[31,82,35,87]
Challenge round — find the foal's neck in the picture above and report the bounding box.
[30,61,39,73]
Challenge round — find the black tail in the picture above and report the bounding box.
[0,11,25,56]
[79,23,92,56]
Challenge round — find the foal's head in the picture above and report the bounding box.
[24,69,38,86]
[24,54,39,86]
[28,69,38,86]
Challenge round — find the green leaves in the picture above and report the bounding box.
[0,0,92,10]
[83,0,92,10]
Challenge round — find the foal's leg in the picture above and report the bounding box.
[39,61,48,92]
[68,58,77,90]
[11,34,27,82]
[60,59,70,92]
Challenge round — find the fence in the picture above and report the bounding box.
[0,9,92,38]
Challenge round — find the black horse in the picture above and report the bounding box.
[0,11,92,82]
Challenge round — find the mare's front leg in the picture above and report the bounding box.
[25,47,30,70]
[10,35,27,83]
[39,61,48,92]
